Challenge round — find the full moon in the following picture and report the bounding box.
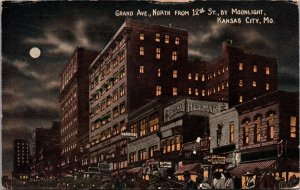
[29,47,41,58]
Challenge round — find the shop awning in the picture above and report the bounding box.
[230,159,276,176]
[127,167,142,174]
[174,163,201,175]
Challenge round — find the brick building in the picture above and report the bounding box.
[205,40,277,107]
[59,47,98,173]
[88,19,191,173]
[231,91,299,185]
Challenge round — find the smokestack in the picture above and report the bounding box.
[222,39,232,55]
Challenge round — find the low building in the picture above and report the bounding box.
[161,98,228,181]
[232,91,299,187]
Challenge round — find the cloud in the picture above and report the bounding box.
[44,80,60,91]
[3,56,47,81]
[240,29,273,48]
[189,22,229,45]
[24,19,102,55]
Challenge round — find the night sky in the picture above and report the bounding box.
[1,1,299,177]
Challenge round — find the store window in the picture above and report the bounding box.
[290,116,297,138]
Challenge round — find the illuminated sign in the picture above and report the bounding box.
[164,99,228,122]
[159,161,172,168]
[121,132,137,138]
[182,138,210,152]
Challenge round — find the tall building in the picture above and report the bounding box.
[59,47,99,173]
[205,40,277,106]
[88,19,191,172]
[31,122,61,179]
[13,139,30,180]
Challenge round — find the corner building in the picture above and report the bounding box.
[89,19,191,173]
[59,47,98,173]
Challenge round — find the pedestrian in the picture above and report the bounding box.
[183,171,198,190]
[214,172,225,189]
[245,172,255,189]
[114,177,122,190]
[224,171,234,189]
[254,168,262,188]
[288,175,299,187]
[198,177,211,189]
[259,169,275,189]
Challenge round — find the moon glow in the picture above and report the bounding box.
[29,47,41,58]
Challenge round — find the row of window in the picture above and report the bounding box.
[139,46,178,61]
[62,129,77,144]
[61,118,77,134]
[61,56,77,90]
[129,145,158,163]
[61,90,77,112]
[239,80,271,90]
[129,113,159,137]
[90,120,127,144]
[90,67,126,103]
[239,63,271,75]
[162,136,181,153]
[62,141,77,154]
[100,50,126,81]
[139,32,180,45]
[206,65,228,81]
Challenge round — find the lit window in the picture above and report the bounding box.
[253,81,256,87]
[188,73,192,80]
[156,86,161,96]
[239,80,243,87]
[157,68,161,77]
[290,116,297,138]
[217,85,220,91]
[149,112,159,132]
[244,121,249,145]
[266,83,270,90]
[120,84,125,97]
[139,119,147,137]
[113,90,118,102]
[202,89,205,97]
[221,83,225,90]
[239,96,243,103]
[195,88,199,96]
[175,37,180,45]
[173,70,178,78]
[173,87,177,96]
[229,123,234,143]
[149,146,158,158]
[165,35,169,43]
[202,74,205,81]
[253,65,257,72]
[266,67,270,75]
[155,33,160,42]
[139,46,144,56]
[218,69,221,75]
[156,48,161,59]
[139,33,144,40]
[267,113,274,140]
[239,63,243,70]
[195,73,199,81]
[129,152,137,163]
[120,102,126,114]
[138,149,147,160]
[139,66,144,73]
[120,67,125,79]
[255,116,262,143]
[172,51,177,61]
[188,88,192,95]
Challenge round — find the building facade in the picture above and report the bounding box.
[59,47,98,173]
[231,91,299,185]
[88,19,190,173]
[13,139,31,180]
[209,107,240,171]
[205,40,277,106]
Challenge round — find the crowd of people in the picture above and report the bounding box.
[182,169,299,190]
